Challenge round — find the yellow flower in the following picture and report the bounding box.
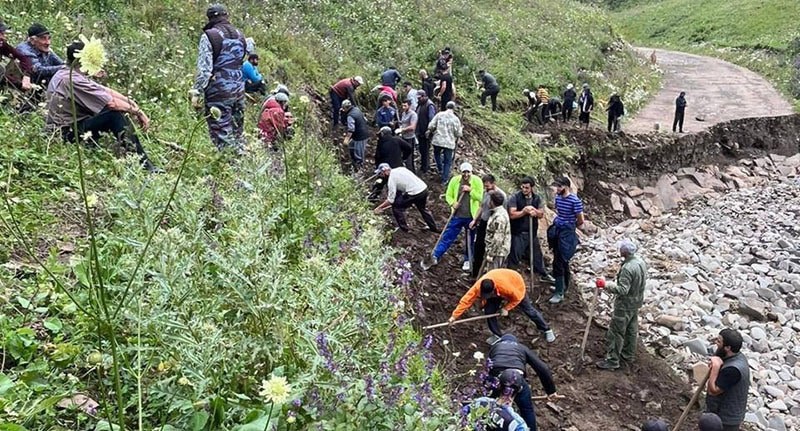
[209,106,222,120]
[178,376,191,386]
[286,416,296,424]
[74,34,107,77]
[258,375,291,405]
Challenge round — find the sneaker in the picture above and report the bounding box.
[595,359,620,370]
[461,261,471,271]
[544,329,556,343]
[548,293,564,304]
[538,274,556,284]
[420,256,438,271]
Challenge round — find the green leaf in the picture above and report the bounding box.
[232,413,271,431]
[94,420,123,431]
[43,317,63,333]
[0,423,29,431]
[188,411,209,431]
[16,297,31,309]
[0,374,14,396]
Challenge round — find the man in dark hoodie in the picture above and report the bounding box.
[381,66,402,89]
[488,334,559,431]
[578,83,594,129]
[606,93,624,132]
[368,126,413,201]
[673,91,687,133]
[562,83,576,122]
[191,4,247,153]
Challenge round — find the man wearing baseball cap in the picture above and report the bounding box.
[373,163,439,233]
[547,176,584,304]
[0,21,33,91]
[330,75,364,129]
[422,161,482,271]
[16,23,64,86]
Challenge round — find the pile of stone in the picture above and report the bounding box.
[600,154,800,219]
[574,169,800,430]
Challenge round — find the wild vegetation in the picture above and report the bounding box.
[1,0,659,429]
[603,0,800,109]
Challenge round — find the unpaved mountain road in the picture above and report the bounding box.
[625,47,794,134]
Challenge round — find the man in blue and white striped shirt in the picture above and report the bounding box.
[548,176,584,304]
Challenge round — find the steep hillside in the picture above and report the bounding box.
[606,0,800,109]
[0,0,659,429]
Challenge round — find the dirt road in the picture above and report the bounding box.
[626,48,794,134]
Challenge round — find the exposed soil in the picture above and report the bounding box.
[312,87,800,429]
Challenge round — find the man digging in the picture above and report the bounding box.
[448,268,555,343]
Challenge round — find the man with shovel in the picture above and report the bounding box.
[421,162,482,271]
[487,334,559,430]
[507,177,555,284]
[448,268,555,343]
[596,239,648,370]
[469,175,506,278]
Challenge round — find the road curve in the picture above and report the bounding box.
[625,48,794,134]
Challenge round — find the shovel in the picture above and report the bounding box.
[671,371,711,431]
[574,285,600,374]
[423,313,501,330]
[422,192,464,270]
[528,217,535,298]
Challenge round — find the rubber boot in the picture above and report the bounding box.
[549,276,565,304]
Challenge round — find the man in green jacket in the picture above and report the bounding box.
[596,239,648,370]
[422,162,483,271]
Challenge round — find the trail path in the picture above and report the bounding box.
[626,47,794,134]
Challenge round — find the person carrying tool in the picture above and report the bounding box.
[705,328,750,431]
[596,239,648,370]
[340,99,368,172]
[465,368,530,431]
[373,163,439,233]
[547,176,584,304]
[421,162,482,271]
[469,175,506,278]
[522,89,539,124]
[483,191,511,271]
[507,177,554,284]
[448,269,555,343]
[487,334,559,430]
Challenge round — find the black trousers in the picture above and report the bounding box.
[607,114,621,132]
[471,219,488,278]
[507,231,548,276]
[562,103,574,122]
[480,88,499,111]
[392,189,437,231]
[484,296,550,337]
[673,108,685,132]
[402,137,416,173]
[61,109,149,164]
[245,81,267,95]
[416,133,431,173]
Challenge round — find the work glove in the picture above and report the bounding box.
[595,278,606,289]
[394,128,402,135]
[499,308,509,317]
[448,316,456,324]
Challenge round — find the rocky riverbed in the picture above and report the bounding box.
[572,157,800,430]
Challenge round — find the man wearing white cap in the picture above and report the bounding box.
[562,83,577,122]
[373,163,439,233]
[422,162,483,271]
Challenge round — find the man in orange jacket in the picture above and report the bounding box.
[449,268,556,342]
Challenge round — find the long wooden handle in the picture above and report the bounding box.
[423,313,501,330]
[531,394,566,401]
[672,371,711,431]
[528,219,535,293]
[578,287,600,360]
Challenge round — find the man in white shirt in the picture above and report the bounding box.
[373,163,440,233]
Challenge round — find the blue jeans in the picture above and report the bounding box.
[433,146,454,184]
[433,216,475,261]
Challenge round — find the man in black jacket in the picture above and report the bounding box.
[368,127,413,201]
[415,90,437,174]
[673,91,687,133]
[341,99,369,172]
[507,177,554,284]
[488,334,559,431]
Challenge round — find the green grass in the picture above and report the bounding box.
[609,0,800,109]
[0,0,659,429]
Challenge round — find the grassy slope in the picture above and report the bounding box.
[610,0,800,109]
[0,0,657,429]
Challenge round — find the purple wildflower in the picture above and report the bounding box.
[315,332,338,373]
[364,375,376,400]
[292,398,302,408]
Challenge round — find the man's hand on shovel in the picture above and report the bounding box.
[499,308,509,317]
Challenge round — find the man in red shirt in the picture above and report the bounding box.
[449,268,555,342]
[330,75,363,129]
[0,21,33,90]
